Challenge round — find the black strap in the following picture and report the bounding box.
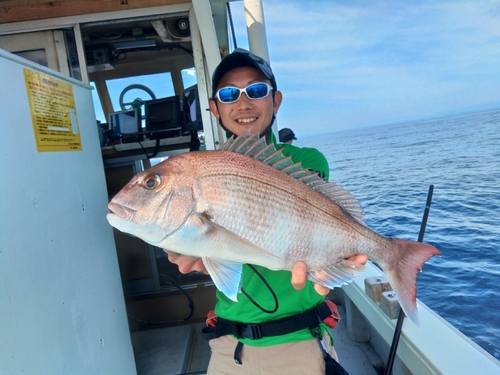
[233,341,244,365]
[310,323,349,375]
[325,355,349,375]
[202,301,332,341]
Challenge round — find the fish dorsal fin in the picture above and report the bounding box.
[220,131,365,225]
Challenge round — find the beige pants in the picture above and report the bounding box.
[207,333,338,375]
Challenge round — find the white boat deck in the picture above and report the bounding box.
[332,305,383,375]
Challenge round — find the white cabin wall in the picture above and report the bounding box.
[0,50,136,375]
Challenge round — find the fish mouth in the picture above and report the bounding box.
[108,201,136,220]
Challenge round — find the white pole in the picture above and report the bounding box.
[243,0,278,135]
[244,0,270,63]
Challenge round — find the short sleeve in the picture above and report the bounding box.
[279,144,330,182]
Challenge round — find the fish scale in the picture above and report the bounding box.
[107,131,441,325]
[196,157,337,259]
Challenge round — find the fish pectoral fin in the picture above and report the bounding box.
[202,257,242,302]
[194,212,281,261]
[308,259,365,289]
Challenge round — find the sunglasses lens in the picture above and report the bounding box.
[216,83,271,103]
[218,87,241,103]
[246,83,270,99]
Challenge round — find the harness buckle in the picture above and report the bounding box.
[238,323,263,339]
[322,300,341,329]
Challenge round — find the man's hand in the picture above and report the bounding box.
[163,250,208,274]
[292,254,368,295]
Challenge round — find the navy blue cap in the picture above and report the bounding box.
[279,128,297,142]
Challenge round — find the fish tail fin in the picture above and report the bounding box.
[384,239,441,326]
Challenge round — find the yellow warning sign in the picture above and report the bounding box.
[24,68,82,152]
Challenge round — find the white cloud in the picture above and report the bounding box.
[228,0,500,136]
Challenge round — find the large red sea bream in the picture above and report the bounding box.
[107,132,440,324]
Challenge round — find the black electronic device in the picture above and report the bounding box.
[108,107,142,143]
[144,95,182,139]
[182,84,203,132]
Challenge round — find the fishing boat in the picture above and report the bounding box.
[1,1,499,374]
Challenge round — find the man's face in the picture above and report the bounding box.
[209,66,282,136]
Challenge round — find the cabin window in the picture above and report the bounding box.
[13,49,48,67]
[90,82,106,124]
[181,67,197,89]
[62,29,81,80]
[106,72,175,113]
[0,29,79,78]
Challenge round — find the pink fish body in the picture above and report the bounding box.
[107,132,440,324]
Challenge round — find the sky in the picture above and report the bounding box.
[227,0,500,137]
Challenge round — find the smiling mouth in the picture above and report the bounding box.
[237,117,257,124]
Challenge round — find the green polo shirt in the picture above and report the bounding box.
[213,140,331,347]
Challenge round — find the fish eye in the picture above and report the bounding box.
[142,174,161,190]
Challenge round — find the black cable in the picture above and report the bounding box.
[240,264,279,314]
[137,135,160,159]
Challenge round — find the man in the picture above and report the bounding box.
[165,48,367,374]
[278,127,297,144]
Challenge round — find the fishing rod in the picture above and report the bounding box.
[383,184,434,375]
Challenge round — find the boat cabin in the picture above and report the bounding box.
[0,1,269,373]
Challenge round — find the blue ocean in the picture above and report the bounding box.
[296,109,500,359]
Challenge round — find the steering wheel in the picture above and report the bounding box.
[119,84,157,110]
